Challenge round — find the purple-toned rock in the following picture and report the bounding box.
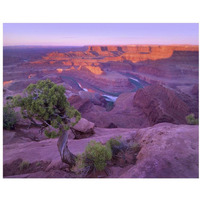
[133,84,190,125]
[191,84,199,96]
[120,123,199,178]
[71,118,95,139]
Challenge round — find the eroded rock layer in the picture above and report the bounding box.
[3,45,199,128]
[133,84,191,125]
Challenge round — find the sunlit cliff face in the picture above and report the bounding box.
[3,80,13,86]
[49,61,56,64]
[65,67,75,71]
[57,67,76,73]
[28,45,198,74]
[56,65,103,75]
[78,65,103,75]
[57,68,63,73]
[85,66,103,75]
[28,74,36,79]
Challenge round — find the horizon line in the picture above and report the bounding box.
[3,43,199,47]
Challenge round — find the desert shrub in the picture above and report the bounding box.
[106,136,128,156]
[106,101,114,111]
[85,140,112,171]
[44,130,59,138]
[3,105,17,130]
[106,137,141,166]
[130,142,141,153]
[6,96,13,100]
[186,113,198,125]
[72,154,86,174]
[19,161,30,171]
[74,140,112,174]
[106,136,122,148]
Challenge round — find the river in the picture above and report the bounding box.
[61,73,148,102]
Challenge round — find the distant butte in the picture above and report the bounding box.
[29,45,199,67]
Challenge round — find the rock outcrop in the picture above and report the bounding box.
[28,45,198,67]
[133,84,190,125]
[70,118,95,139]
[78,92,150,128]
[120,123,199,178]
[191,84,199,96]
[3,123,198,178]
[3,126,136,165]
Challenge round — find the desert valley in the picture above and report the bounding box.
[3,44,199,178]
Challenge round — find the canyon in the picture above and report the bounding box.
[3,44,199,178]
[3,45,198,127]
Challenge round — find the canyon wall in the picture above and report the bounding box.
[29,45,198,68]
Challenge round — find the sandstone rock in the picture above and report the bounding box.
[3,130,32,144]
[4,170,73,178]
[68,129,75,140]
[78,91,106,107]
[17,127,47,141]
[71,118,95,139]
[191,84,199,96]
[42,74,63,84]
[175,88,199,118]
[120,123,199,178]
[27,45,198,73]
[45,159,69,172]
[4,122,198,178]
[81,92,150,128]
[68,95,90,110]
[3,127,136,166]
[107,123,118,128]
[3,130,16,145]
[133,84,190,125]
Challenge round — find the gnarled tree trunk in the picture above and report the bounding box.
[57,129,76,168]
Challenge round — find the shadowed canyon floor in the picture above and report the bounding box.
[3,45,199,178]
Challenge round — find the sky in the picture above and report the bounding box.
[3,23,199,46]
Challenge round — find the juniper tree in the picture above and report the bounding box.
[12,79,81,167]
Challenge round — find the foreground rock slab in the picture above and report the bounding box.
[3,123,198,178]
[120,123,199,178]
[3,127,136,165]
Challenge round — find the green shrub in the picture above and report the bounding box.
[85,140,112,171]
[106,136,128,156]
[3,105,17,130]
[36,161,41,167]
[73,154,86,173]
[44,130,59,138]
[6,96,13,100]
[186,113,198,125]
[74,140,112,173]
[130,142,141,153]
[19,161,30,171]
[106,136,122,148]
